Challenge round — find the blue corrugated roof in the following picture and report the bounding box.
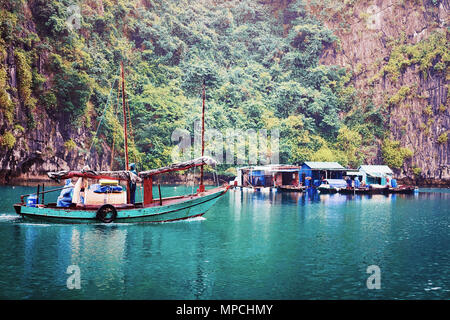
[303,162,345,170]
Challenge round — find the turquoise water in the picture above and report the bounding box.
[0,185,449,300]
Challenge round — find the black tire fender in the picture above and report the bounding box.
[96,204,117,223]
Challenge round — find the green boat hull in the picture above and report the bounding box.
[15,187,228,223]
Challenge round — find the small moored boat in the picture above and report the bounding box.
[339,185,418,195]
[276,185,305,192]
[317,179,347,194]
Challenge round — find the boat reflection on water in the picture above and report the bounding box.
[18,217,214,299]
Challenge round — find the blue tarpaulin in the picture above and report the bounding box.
[249,170,266,186]
[90,184,123,193]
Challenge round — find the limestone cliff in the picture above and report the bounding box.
[315,0,449,179]
[0,1,111,183]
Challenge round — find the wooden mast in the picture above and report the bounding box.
[110,79,121,170]
[121,61,129,171]
[198,80,206,193]
[121,61,130,204]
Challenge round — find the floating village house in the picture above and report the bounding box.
[234,162,399,189]
[235,165,300,188]
[236,166,271,187]
[357,165,394,186]
[272,165,300,187]
[299,162,346,187]
[236,162,348,188]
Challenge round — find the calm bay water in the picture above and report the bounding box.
[0,185,449,300]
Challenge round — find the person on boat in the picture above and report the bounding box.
[72,166,89,205]
[129,163,137,204]
[57,179,74,207]
[354,176,361,189]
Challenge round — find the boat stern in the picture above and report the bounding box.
[13,204,22,215]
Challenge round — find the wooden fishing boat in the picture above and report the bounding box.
[13,63,229,223]
[388,186,418,194]
[13,157,230,223]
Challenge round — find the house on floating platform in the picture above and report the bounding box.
[271,165,300,187]
[299,162,347,187]
[236,166,272,188]
[358,165,394,186]
[234,165,300,188]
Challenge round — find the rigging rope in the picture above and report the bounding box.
[87,67,121,168]
[125,89,138,166]
[87,66,140,173]
[110,78,121,170]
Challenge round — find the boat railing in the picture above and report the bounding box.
[19,184,73,205]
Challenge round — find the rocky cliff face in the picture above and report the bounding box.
[0,1,111,183]
[317,0,449,179]
[0,87,112,183]
[0,102,111,184]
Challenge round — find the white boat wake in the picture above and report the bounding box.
[0,214,21,221]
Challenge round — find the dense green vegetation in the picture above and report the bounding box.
[381,30,449,82]
[381,138,413,169]
[0,131,15,149]
[0,0,399,172]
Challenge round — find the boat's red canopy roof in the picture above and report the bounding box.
[47,157,216,182]
[47,170,141,183]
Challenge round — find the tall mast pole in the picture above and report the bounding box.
[110,80,120,170]
[121,61,129,171]
[198,80,206,193]
[121,61,130,204]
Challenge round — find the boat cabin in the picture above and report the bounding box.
[44,170,141,209]
[71,178,126,206]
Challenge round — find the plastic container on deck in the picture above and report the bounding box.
[26,194,38,207]
[391,179,397,188]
